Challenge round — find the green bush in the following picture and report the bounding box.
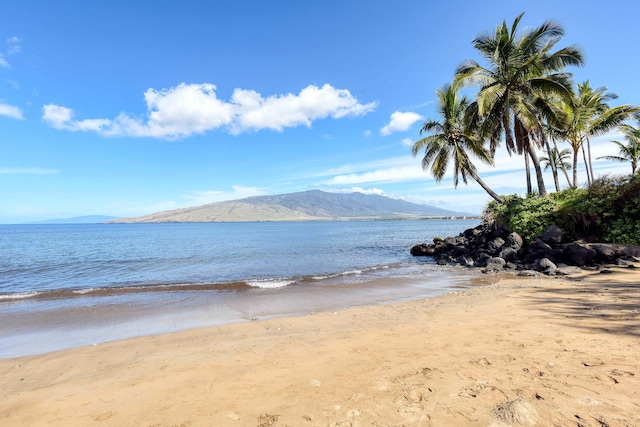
[483,174,640,245]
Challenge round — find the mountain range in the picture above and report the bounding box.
[108,190,477,223]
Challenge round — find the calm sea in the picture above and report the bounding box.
[0,219,480,357]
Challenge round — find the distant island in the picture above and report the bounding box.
[28,215,120,225]
[108,190,478,223]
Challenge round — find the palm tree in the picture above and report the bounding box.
[598,121,640,175]
[412,84,503,203]
[540,146,572,188]
[551,81,639,187]
[455,12,584,197]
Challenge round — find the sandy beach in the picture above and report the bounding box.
[1,266,638,426]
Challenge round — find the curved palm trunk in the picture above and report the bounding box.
[528,144,548,196]
[468,169,504,203]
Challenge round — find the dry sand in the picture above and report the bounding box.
[1,267,639,426]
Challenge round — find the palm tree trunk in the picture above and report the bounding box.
[469,169,504,203]
[524,151,532,194]
[528,144,548,197]
[586,136,595,183]
[561,164,572,188]
[572,150,579,188]
[554,139,572,187]
[543,134,560,192]
[581,144,591,186]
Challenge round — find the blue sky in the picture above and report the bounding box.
[1,0,639,223]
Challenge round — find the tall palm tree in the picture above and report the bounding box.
[540,146,572,188]
[455,12,584,197]
[412,84,503,203]
[598,121,640,175]
[551,81,639,187]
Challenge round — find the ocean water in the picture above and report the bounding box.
[0,219,481,357]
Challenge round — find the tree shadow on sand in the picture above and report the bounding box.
[523,267,640,338]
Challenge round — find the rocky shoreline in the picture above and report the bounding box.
[411,223,640,276]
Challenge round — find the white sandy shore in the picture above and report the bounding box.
[1,267,639,426]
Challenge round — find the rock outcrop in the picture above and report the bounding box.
[411,224,640,275]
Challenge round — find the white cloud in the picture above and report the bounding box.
[330,187,386,196]
[7,36,21,55]
[105,185,268,218]
[42,104,110,131]
[0,167,60,175]
[401,137,414,147]
[380,111,423,136]
[230,84,376,133]
[42,83,377,139]
[0,37,21,68]
[0,102,23,119]
[183,185,267,205]
[325,165,425,185]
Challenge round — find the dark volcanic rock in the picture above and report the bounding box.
[563,243,597,266]
[457,255,474,267]
[590,244,618,263]
[484,257,506,273]
[542,225,563,245]
[411,223,638,276]
[487,237,505,255]
[534,258,557,275]
[500,247,519,263]
[410,244,434,256]
[504,232,524,251]
[474,254,492,268]
[528,238,553,253]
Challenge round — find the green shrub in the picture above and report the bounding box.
[483,174,640,245]
[484,194,556,242]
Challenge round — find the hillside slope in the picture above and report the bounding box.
[109,190,476,223]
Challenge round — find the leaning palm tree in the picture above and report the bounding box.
[598,121,640,175]
[551,81,639,187]
[540,146,572,188]
[412,84,503,203]
[455,12,584,197]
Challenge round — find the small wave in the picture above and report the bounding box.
[341,269,362,276]
[246,279,296,289]
[0,291,40,301]
[0,281,254,303]
[310,265,395,281]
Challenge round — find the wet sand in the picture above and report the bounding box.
[0,267,481,358]
[1,267,639,426]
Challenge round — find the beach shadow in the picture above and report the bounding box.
[523,268,640,338]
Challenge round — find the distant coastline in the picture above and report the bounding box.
[106,215,482,224]
[108,190,478,224]
[26,215,119,225]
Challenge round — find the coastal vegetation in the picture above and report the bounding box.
[413,13,640,244]
[484,174,640,245]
